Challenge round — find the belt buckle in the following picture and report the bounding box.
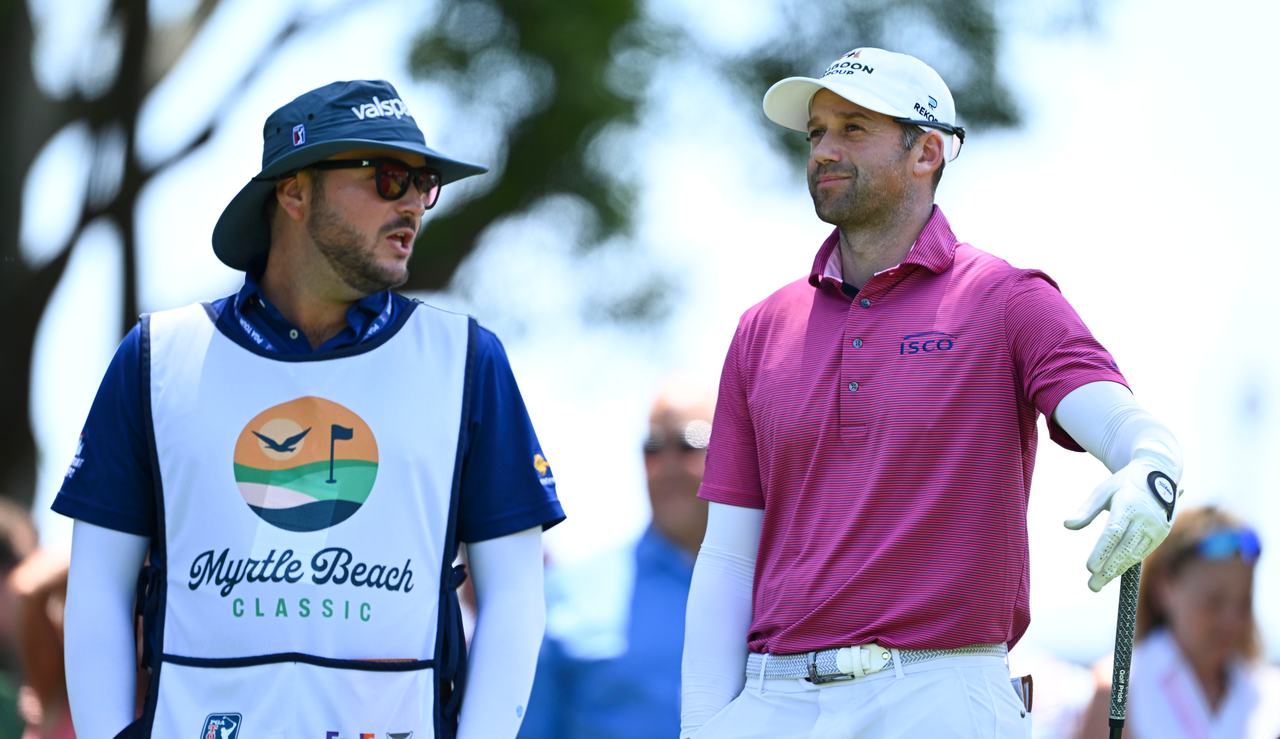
[804,651,852,685]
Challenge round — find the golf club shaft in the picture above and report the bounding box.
[1107,563,1142,739]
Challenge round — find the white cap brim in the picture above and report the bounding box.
[763,76,912,133]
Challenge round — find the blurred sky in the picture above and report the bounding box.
[23,0,1280,663]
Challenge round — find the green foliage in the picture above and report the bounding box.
[406,0,1024,291]
[725,0,1020,160]
[405,0,645,290]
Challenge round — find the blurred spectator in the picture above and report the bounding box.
[0,502,37,739]
[519,377,714,739]
[1075,506,1280,739]
[8,546,74,739]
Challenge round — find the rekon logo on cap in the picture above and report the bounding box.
[350,96,412,121]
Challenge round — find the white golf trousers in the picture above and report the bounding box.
[690,653,1031,739]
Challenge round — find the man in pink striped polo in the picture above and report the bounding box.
[679,48,1184,739]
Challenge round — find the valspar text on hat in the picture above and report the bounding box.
[351,96,412,121]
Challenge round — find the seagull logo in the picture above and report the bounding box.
[252,427,311,453]
[234,398,380,532]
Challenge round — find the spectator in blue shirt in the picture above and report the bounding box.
[519,378,715,739]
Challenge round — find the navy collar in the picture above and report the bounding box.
[231,272,395,354]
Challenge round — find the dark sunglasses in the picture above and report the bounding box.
[1196,527,1261,563]
[891,118,966,160]
[301,158,442,207]
[643,420,712,454]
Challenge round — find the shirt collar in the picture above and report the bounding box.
[236,272,393,341]
[808,205,959,288]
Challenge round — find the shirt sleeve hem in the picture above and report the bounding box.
[1041,372,1131,452]
[460,499,566,544]
[51,492,153,537]
[696,483,765,509]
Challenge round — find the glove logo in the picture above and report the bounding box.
[1146,471,1176,521]
[233,397,379,532]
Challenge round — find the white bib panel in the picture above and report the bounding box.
[144,301,469,739]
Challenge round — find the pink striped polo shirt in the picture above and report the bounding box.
[699,206,1126,654]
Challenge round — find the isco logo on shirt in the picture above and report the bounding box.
[899,331,957,355]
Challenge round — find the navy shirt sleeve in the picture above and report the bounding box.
[456,325,565,543]
[51,323,157,537]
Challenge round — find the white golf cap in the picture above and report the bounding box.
[763,48,963,161]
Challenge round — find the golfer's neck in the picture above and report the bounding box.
[259,244,360,350]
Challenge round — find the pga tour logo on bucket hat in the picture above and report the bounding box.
[762,47,963,161]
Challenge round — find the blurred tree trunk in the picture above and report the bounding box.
[0,0,198,508]
[0,0,350,508]
[0,0,76,508]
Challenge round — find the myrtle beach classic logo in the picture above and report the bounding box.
[233,397,378,532]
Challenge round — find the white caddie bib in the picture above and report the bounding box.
[136,301,472,739]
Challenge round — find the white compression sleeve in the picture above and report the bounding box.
[680,502,764,739]
[456,526,545,739]
[65,520,150,739]
[1052,381,1183,478]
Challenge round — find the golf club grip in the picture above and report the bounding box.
[1107,563,1142,738]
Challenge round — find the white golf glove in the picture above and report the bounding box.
[1064,441,1180,592]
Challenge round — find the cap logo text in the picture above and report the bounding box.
[350,96,412,121]
[822,61,874,78]
[912,102,940,123]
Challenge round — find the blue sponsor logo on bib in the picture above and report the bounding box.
[201,713,242,739]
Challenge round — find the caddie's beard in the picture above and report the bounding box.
[808,161,911,232]
[308,184,411,295]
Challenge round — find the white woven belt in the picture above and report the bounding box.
[745,642,1007,684]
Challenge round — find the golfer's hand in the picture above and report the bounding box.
[1064,444,1180,592]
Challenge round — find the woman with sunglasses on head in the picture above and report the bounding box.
[1075,506,1280,739]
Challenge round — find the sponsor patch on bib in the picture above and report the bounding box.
[201,713,242,739]
[233,397,379,532]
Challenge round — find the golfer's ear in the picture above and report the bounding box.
[914,132,944,179]
[275,175,308,222]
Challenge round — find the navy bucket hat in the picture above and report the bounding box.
[213,79,488,271]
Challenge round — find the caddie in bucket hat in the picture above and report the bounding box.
[679,48,1184,739]
[214,79,488,271]
[56,78,564,739]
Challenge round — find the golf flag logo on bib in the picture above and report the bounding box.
[233,396,379,532]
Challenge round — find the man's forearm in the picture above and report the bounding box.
[457,526,545,739]
[680,502,763,739]
[65,520,149,739]
[1053,380,1182,477]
